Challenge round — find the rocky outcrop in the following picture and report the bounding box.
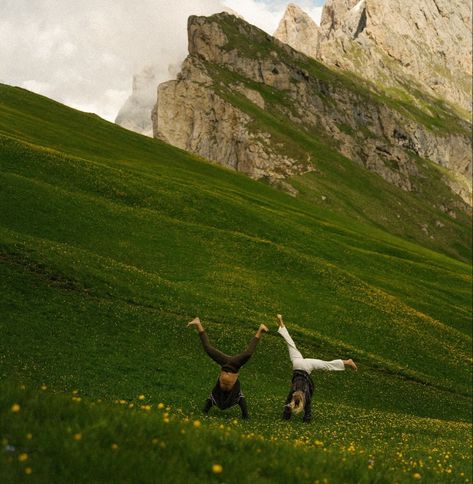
[153,13,472,205]
[274,1,472,118]
[153,55,310,188]
[274,4,320,59]
[115,8,243,137]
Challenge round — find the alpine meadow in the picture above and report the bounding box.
[1,2,472,484]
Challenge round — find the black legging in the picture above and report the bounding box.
[199,331,260,372]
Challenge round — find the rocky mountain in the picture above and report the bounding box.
[275,1,472,119]
[153,13,471,208]
[274,4,319,59]
[115,8,242,136]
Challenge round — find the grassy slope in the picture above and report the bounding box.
[0,84,471,483]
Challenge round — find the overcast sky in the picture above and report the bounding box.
[0,0,324,121]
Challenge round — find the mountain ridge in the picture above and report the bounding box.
[275,0,472,119]
[154,13,471,203]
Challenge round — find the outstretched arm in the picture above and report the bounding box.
[187,317,230,366]
[303,395,312,423]
[238,396,249,419]
[282,390,293,420]
[203,398,214,415]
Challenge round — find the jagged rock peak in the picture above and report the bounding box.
[274,0,472,117]
[274,4,320,59]
[319,0,361,34]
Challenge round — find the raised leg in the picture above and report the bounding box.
[228,324,268,370]
[303,358,357,371]
[277,322,304,363]
[343,359,358,371]
[303,358,346,372]
[188,317,231,366]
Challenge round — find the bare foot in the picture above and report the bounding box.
[187,317,203,332]
[256,324,269,338]
[276,314,284,328]
[344,359,358,371]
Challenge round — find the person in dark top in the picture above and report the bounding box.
[188,317,268,419]
[276,314,357,423]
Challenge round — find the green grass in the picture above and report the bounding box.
[2,383,471,483]
[0,83,471,483]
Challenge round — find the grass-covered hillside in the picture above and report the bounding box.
[0,83,471,483]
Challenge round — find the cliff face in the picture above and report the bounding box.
[275,0,472,119]
[153,13,471,205]
[153,56,308,186]
[153,17,315,188]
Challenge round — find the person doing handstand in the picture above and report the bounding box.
[277,314,357,423]
[188,317,268,419]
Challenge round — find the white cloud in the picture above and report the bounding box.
[0,0,324,122]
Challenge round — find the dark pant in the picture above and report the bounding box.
[199,331,259,371]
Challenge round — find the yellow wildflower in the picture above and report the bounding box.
[73,433,82,441]
[212,464,223,474]
[25,467,32,475]
[413,473,421,480]
[18,453,28,462]
[11,403,20,413]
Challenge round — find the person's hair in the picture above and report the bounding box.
[288,390,305,414]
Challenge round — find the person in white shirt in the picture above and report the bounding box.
[276,314,357,422]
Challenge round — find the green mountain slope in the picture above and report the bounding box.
[153,13,472,262]
[0,84,471,483]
